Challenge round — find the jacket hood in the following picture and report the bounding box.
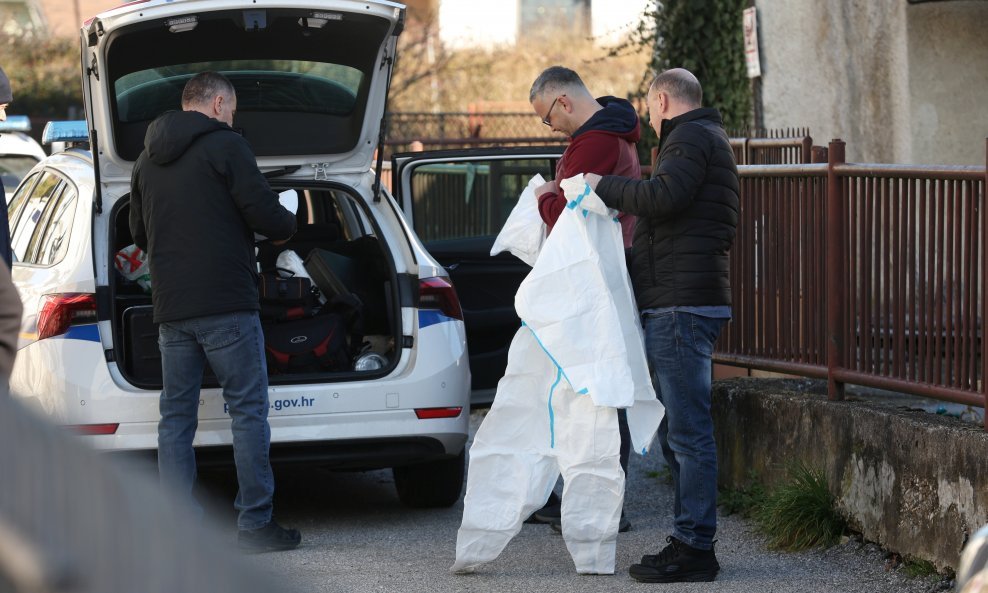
[144,110,230,165]
[572,96,641,142]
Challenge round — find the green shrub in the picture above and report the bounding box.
[1,32,83,118]
[902,558,937,579]
[755,463,846,551]
[613,0,753,164]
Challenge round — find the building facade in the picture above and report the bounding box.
[438,0,650,49]
[755,0,988,165]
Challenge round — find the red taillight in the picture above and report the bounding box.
[69,423,119,435]
[419,277,463,320]
[37,293,98,340]
[414,407,463,420]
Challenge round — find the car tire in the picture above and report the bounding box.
[392,450,465,508]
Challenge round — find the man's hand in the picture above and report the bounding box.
[584,173,602,191]
[535,180,559,198]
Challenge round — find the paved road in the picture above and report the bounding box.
[201,410,947,593]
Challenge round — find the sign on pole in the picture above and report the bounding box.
[743,7,761,78]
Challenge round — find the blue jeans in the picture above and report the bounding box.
[643,311,725,550]
[157,310,274,530]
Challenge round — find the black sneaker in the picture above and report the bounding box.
[548,513,632,533]
[532,503,562,524]
[238,520,302,553]
[629,536,719,583]
[524,492,561,524]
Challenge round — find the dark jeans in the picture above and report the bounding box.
[643,310,725,550]
[157,310,274,530]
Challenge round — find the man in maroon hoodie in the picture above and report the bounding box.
[525,65,641,531]
[529,65,641,245]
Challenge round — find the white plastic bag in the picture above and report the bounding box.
[114,244,151,292]
[490,174,546,267]
[516,174,662,454]
[452,327,623,575]
[254,189,299,241]
[452,174,663,576]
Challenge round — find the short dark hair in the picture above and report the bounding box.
[181,71,235,108]
[529,66,586,103]
[650,69,703,107]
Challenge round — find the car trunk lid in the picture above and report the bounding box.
[81,0,404,187]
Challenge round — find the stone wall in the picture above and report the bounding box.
[713,378,988,570]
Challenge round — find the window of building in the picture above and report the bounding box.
[519,0,591,36]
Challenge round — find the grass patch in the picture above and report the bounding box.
[902,558,937,578]
[646,467,673,485]
[718,472,767,519]
[755,463,847,551]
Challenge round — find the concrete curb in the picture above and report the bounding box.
[712,378,988,571]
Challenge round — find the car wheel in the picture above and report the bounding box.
[392,450,465,508]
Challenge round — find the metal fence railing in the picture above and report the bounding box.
[385,112,565,155]
[383,126,986,424]
[386,112,811,165]
[717,138,988,428]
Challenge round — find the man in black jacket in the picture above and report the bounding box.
[130,71,300,552]
[586,68,739,583]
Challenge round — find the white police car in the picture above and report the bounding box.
[8,0,471,508]
[0,115,46,203]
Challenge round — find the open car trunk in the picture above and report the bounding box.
[109,184,402,389]
[82,1,403,183]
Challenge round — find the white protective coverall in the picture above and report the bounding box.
[451,174,664,575]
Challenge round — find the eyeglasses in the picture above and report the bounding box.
[541,95,562,127]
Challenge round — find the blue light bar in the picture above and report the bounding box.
[41,121,89,145]
[0,115,31,133]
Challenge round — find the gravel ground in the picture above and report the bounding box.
[226,409,952,593]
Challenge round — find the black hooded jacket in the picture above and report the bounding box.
[130,110,296,323]
[595,108,739,309]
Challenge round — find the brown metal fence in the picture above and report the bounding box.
[385,127,987,424]
[385,112,565,155]
[731,137,814,165]
[386,112,811,164]
[717,139,988,427]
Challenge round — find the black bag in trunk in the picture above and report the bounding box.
[258,268,319,322]
[263,313,350,374]
[258,268,316,304]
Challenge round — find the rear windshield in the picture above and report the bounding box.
[114,61,363,123]
[105,8,391,160]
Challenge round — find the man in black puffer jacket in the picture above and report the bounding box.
[586,68,739,584]
[130,71,300,552]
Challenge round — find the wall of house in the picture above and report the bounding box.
[754,0,910,163]
[439,0,649,49]
[755,0,988,165]
[905,1,988,167]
